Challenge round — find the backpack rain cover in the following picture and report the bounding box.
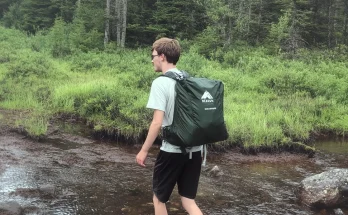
[162,71,229,148]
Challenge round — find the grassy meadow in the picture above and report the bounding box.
[1,26,348,151]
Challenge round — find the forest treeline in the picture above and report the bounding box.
[1,0,348,56]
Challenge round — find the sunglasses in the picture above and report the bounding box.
[151,54,159,60]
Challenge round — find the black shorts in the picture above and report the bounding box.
[153,150,202,203]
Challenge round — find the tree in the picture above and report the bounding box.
[115,0,127,47]
[121,0,127,47]
[50,0,78,23]
[104,0,111,46]
[3,2,24,29]
[20,0,55,33]
[2,0,347,50]
[235,0,252,39]
[344,0,348,44]
[115,0,121,45]
[69,0,104,51]
[0,0,21,18]
[254,0,289,44]
[153,0,208,40]
[126,0,162,46]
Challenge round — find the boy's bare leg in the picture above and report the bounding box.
[153,194,168,215]
[181,196,203,215]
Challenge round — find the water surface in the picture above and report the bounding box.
[0,128,347,215]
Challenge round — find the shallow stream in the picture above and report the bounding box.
[0,121,347,215]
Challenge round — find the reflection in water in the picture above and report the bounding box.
[0,167,33,193]
[0,136,347,214]
[314,138,348,154]
[314,139,348,169]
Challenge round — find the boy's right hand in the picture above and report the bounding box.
[136,149,148,167]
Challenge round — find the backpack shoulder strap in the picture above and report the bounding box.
[161,70,190,81]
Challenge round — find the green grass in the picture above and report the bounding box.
[0,25,348,152]
[15,114,49,139]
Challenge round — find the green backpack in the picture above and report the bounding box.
[161,71,228,152]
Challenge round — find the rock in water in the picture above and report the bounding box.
[39,184,56,197]
[333,208,344,215]
[208,165,224,177]
[0,201,22,215]
[297,168,348,208]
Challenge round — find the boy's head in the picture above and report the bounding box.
[152,38,181,65]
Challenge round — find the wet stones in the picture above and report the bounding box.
[333,208,344,215]
[0,201,41,215]
[297,168,348,209]
[38,185,56,197]
[0,201,22,215]
[203,165,224,177]
[9,185,56,199]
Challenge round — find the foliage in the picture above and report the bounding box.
[47,17,103,57]
[126,0,208,46]
[2,0,77,33]
[1,0,348,51]
[48,18,71,57]
[194,26,223,58]
[269,9,292,53]
[2,2,23,29]
[153,0,208,39]
[0,26,348,149]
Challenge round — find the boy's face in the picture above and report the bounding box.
[151,50,162,72]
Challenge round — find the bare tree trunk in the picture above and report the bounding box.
[312,0,319,44]
[75,0,82,19]
[227,0,233,45]
[333,0,337,46]
[104,0,111,47]
[227,16,232,45]
[237,0,245,37]
[115,0,121,46]
[238,0,243,25]
[328,0,333,48]
[344,0,348,45]
[247,0,251,35]
[120,0,127,48]
[256,0,263,43]
[290,0,298,53]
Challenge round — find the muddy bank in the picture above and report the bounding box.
[0,119,310,169]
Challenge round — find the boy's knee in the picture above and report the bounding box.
[153,194,164,205]
[153,194,168,215]
[181,196,203,215]
[181,196,195,207]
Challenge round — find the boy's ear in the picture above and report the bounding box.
[160,54,166,61]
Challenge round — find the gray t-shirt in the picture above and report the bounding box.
[146,68,203,153]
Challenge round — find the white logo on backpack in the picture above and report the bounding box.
[201,91,214,103]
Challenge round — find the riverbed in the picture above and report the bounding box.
[0,117,347,214]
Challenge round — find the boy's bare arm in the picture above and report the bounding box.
[136,109,164,167]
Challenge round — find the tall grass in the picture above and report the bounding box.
[0,26,348,150]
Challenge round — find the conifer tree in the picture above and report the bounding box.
[153,0,208,39]
[20,0,54,33]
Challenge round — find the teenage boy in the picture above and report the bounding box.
[136,38,204,215]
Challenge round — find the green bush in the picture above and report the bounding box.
[1,26,348,149]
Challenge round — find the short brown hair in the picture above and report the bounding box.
[152,38,181,65]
